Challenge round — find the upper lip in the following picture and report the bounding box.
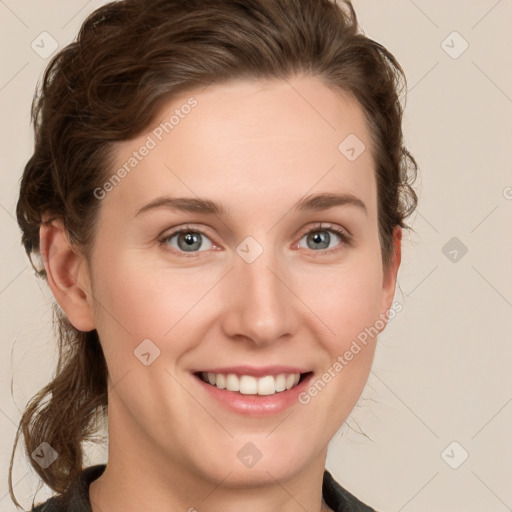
[192,365,312,377]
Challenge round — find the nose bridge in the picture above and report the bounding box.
[221,241,297,345]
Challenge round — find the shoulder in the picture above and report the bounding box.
[29,464,106,512]
[322,469,378,512]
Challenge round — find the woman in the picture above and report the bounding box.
[10,0,418,510]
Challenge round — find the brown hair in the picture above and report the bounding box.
[11,0,418,507]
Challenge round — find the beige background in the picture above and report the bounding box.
[1,1,511,511]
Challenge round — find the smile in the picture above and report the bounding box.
[196,371,311,395]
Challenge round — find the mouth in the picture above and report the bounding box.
[193,371,313,396]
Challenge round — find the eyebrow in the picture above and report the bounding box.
[135,192,367,217]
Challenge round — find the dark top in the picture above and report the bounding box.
[31,464,377,511]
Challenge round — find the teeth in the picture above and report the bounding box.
[216,373,226,389]
[200,372,302,395]
[226,373,240,392]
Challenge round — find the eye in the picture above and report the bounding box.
[296,223,352,254]
[158,222,352,258]
[160,226,214,254]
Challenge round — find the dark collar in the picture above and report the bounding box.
[322,469,377,511]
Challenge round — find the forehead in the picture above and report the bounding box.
[107,75,376,219]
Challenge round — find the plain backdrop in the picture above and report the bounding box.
[1,1,511,511]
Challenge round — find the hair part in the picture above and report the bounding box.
[11,0,418,507]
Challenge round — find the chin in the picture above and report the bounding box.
[190,437,316,488]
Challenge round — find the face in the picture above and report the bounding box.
[79,75,400,485]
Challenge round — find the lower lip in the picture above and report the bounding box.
[193,372,314,417]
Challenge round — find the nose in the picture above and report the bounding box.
[220,245,299,347]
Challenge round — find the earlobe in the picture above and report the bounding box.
[39,218,96,332]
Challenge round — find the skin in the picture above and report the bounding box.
[40,74,401,512]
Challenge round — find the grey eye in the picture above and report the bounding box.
[298,229,343,251]
[164,231,213,252]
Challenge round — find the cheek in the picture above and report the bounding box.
[90,252,222,357]
[298,260,384,417]
[297,256,384,345]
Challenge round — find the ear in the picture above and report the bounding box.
[379,225,402,317]
[39,218,96,332]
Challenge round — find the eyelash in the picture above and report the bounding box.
[158,223,353,258]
